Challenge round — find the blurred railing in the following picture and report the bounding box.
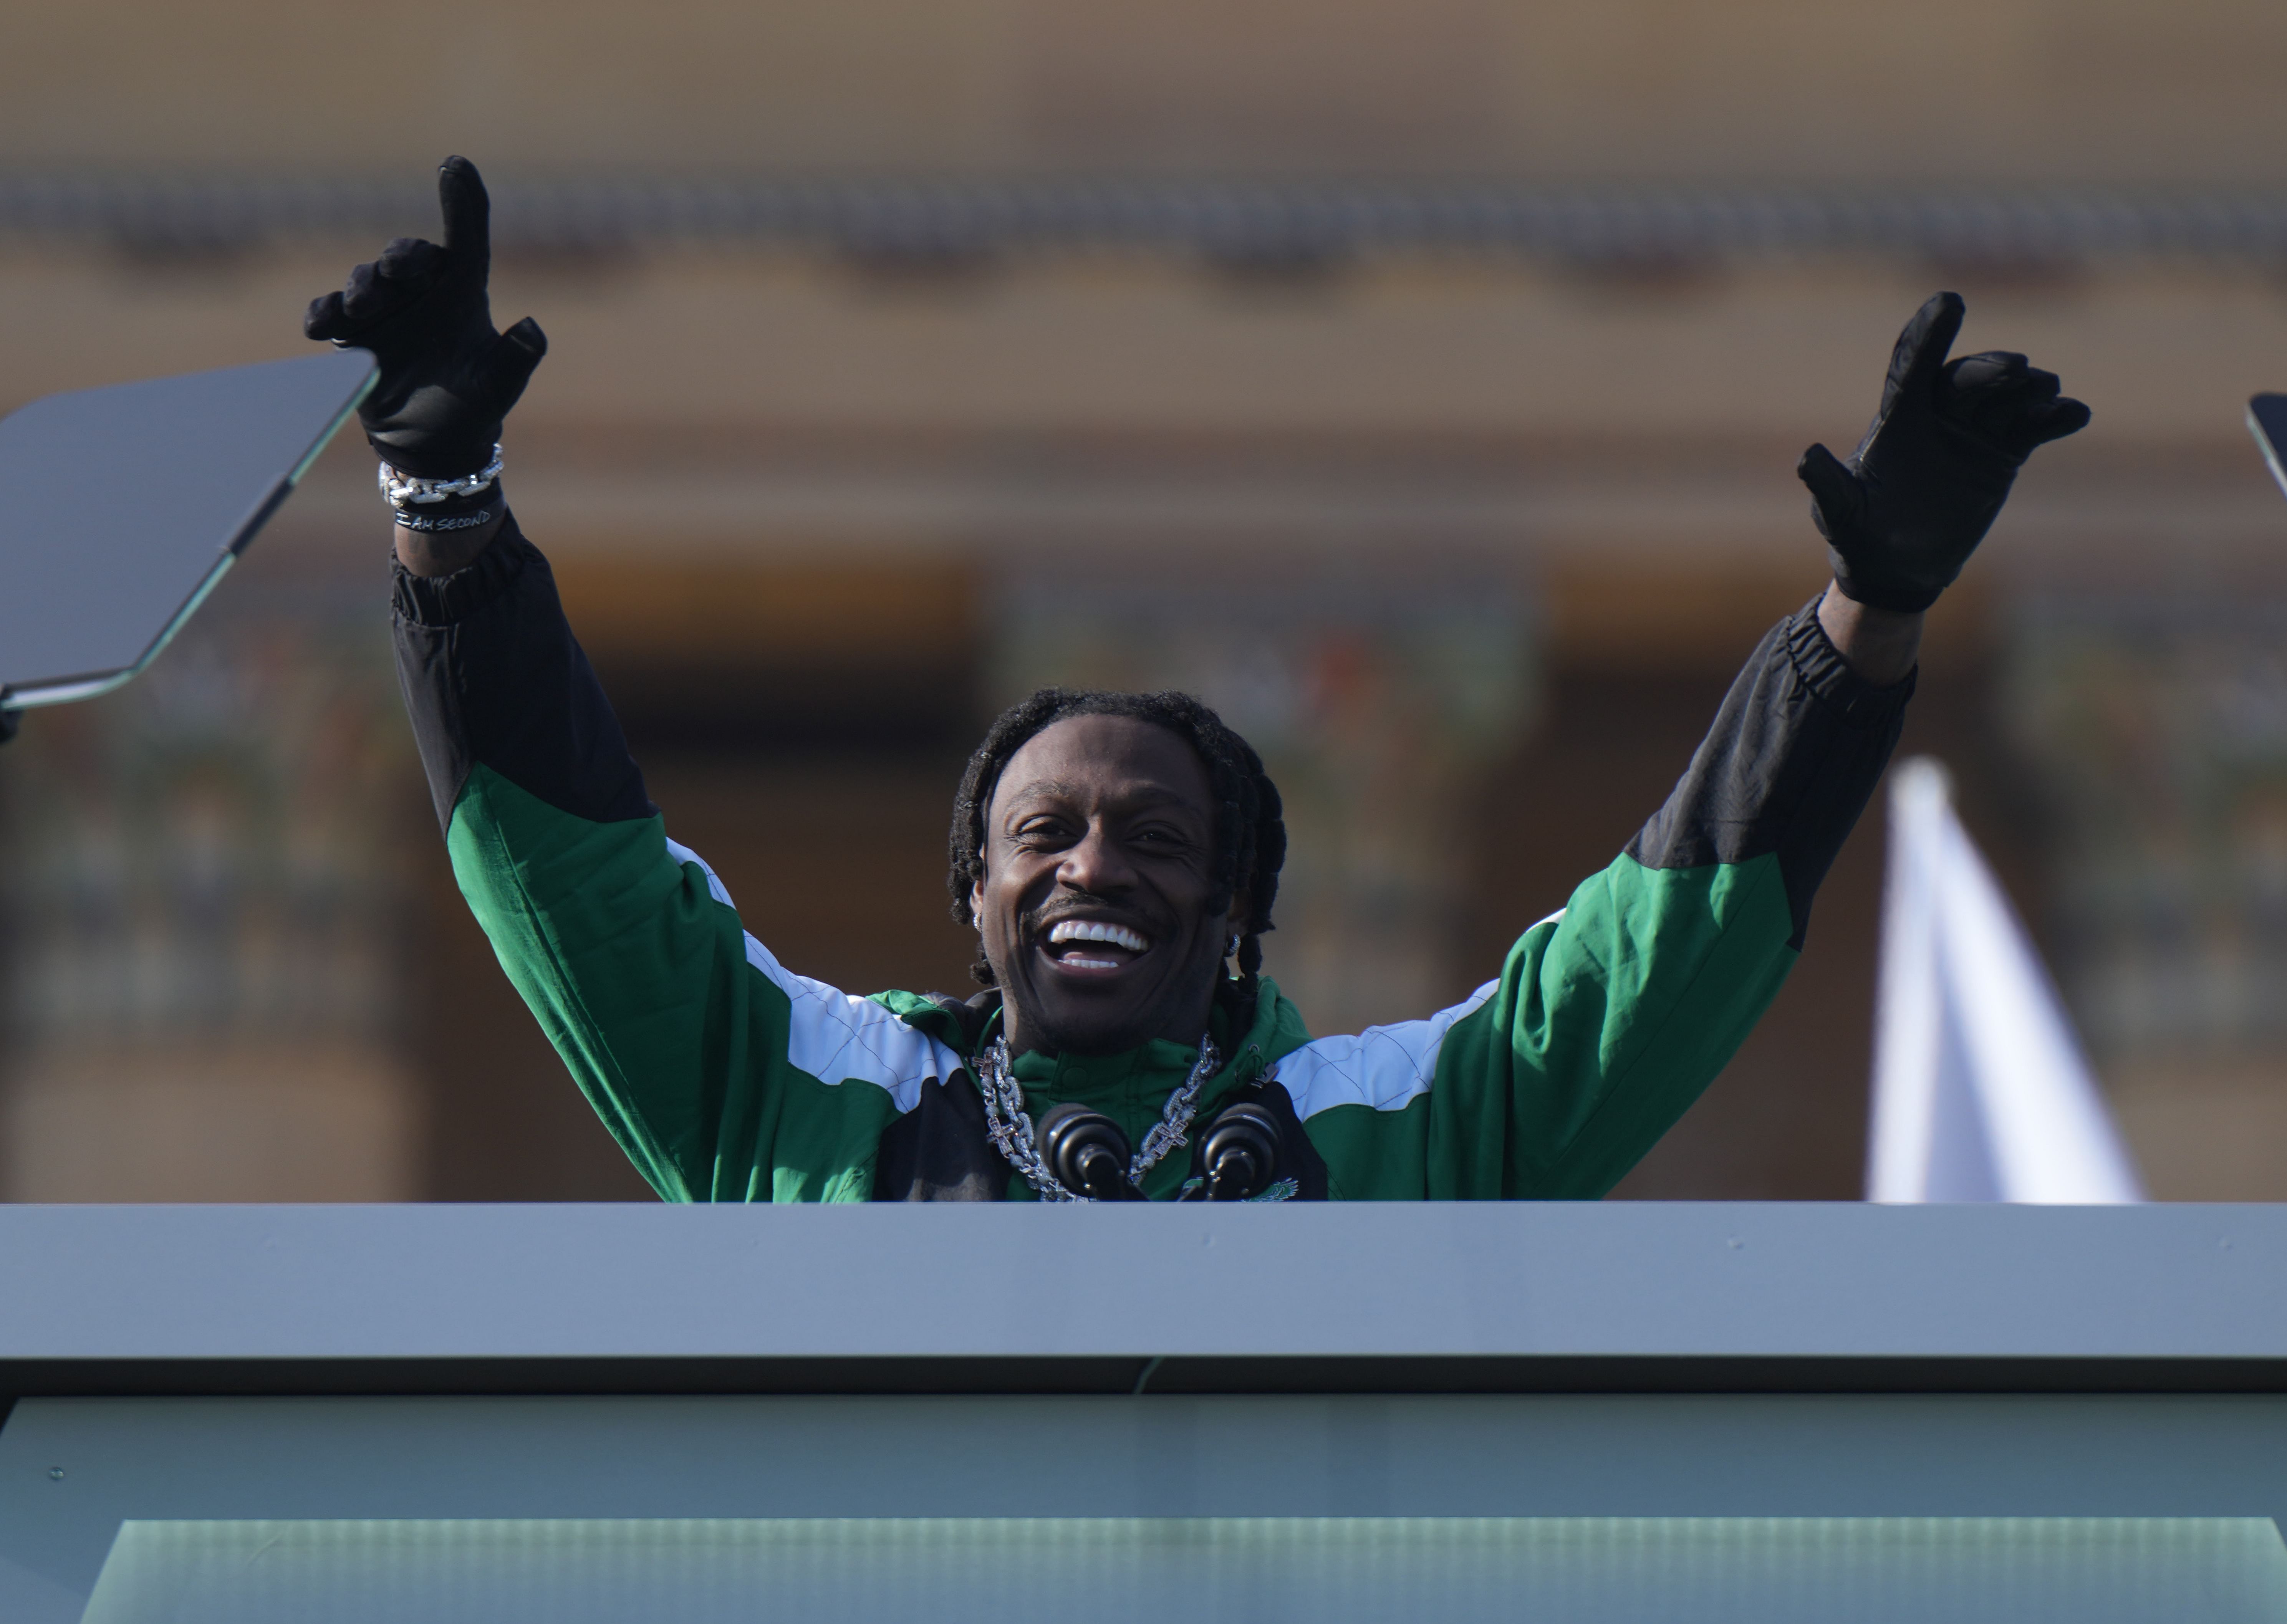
[4,174,2287,267]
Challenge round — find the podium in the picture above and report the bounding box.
[2,1202,2285,1621]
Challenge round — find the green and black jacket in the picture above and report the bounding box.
[394,518,1911,1202]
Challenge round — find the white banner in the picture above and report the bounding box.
[1866,758,2144,1203]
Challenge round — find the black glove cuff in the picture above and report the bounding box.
[1825,554,1945,616]
[365,425,507,483]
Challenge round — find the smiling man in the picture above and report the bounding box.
[315,160,2088,1202]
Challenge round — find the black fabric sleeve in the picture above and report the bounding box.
[391,514,654,834]
[1624,595,1913,948]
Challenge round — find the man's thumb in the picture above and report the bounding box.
[472,318,548,413]
[1796,442,1862,539]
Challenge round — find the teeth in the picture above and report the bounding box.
[1064,956,1122,970]
[1047,919,1150,952]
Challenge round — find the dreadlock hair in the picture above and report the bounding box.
[948,688,1286,994]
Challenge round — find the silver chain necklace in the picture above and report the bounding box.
[975,1033,1220,1202]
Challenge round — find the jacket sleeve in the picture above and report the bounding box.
[393,517,958,1202]
[1279,595,1911,1199]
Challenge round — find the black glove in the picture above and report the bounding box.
[304,156,546,480]
[1798,291,2089,614]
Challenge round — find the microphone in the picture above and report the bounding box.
[1198,1101,1283,1201]
[1037,1103,1145,1200]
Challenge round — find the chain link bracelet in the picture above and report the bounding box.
[377,444,505,509]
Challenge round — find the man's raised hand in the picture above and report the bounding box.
[1798,292,2089,614]
[304,156,546,480]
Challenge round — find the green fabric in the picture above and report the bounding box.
[448,765,899,1203]
[448,765,1799,1204]
[1304,852,1797,1200]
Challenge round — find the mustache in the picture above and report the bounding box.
[1020,893,1163,945]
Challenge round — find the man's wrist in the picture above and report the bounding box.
[1816,579,1923,687]
[381,447,509,577]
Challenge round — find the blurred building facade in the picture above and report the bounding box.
[2,0,2287,1199]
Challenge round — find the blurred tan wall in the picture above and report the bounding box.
[2,0,2286,1203]
[8,0,2287,181]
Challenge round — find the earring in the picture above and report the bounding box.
[1227,933,1240,956]
[971,912,982,931]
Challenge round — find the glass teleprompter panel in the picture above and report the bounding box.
[0,349,373,707]
[80,1516,2287,1624]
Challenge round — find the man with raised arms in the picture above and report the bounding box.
[308,157,2088,1202]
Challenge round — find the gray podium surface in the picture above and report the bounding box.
[2,1203,2285,1622]
[0,1200,2280,1392]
